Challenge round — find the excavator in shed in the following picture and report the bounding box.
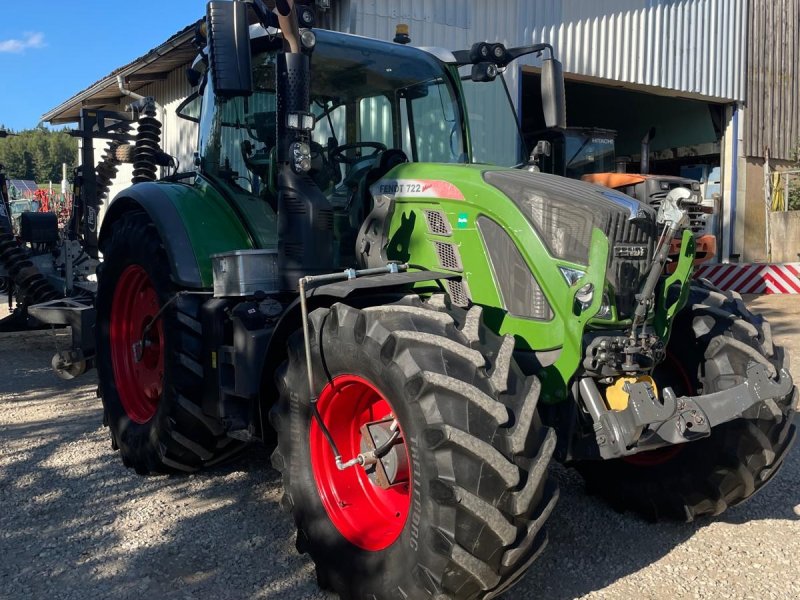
[38,1,796,598]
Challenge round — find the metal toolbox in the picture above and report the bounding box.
[211,249,280,297]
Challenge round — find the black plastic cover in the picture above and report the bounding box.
[277,167,334,291]
[20,211,58,244]
[478,216,553,321]
[541,58,567,129]
[207,1,253,98]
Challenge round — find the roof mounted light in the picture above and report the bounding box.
[394,24,411,45]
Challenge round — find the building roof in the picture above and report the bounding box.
[42,21,202,125]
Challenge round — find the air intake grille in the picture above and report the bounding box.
[446,279,471,307]
[603,211,656,319]
[434,241,463,272]
[424,210,452,236]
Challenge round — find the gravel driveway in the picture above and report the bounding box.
[1,296,798,599]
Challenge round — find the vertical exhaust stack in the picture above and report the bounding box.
[640,127,656,175]
[271,0,335,290]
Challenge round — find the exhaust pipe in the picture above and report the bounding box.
[275,0,300,53]
[271,0,334,290]
[640,127,656,175]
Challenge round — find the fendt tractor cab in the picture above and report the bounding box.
[528,126,719,266]
[47,1,796,598]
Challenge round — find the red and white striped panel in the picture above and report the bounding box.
[693,263,800,294]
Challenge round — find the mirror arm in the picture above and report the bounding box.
[502,43,553,66]
[453,42,554,67]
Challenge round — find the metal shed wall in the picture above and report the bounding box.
[330,0,747,102]
[743,0,800,160]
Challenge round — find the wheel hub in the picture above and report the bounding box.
[309,375,412,551]
[109,265,164,424]
[359,418,409,490]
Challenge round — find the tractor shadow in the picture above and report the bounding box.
[2,324,797,600]
[0,331,334,599]
[509,435,799,599]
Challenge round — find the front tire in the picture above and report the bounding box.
[576,282,797,521]
[271,297,557,599]
[96,212,240,474]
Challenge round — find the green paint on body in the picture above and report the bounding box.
[155,177,257,287]
[546,228,609,402]
[655,230,695,340]
[379,162,694,404]
[380,162,607,398]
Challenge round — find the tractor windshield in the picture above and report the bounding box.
[198,31,467,200]
[461,73,526,167]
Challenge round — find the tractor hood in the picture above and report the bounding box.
[483,169,656,265]
[483,169,658,319]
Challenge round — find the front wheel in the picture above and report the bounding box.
[576,283,797,521]
[271,297,557,599]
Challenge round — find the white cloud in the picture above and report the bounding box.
[0,32,45,53]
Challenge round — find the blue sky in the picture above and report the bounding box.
[0,0,203,131]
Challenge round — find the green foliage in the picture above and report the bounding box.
[791,140,800,211]
[788,181,800,211]
[0,127,77,184]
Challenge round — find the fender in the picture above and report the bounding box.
[99,180,255,289]
[253,270,456,436]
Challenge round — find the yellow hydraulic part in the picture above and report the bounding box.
[605,375,658,411]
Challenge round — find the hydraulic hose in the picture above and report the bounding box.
[0,217,62,305]
[95,140,126,203]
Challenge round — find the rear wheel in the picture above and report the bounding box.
[96,212,241,474]
[576,282,797,521]
[271,296,557,599]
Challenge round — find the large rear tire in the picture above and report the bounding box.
[96,212,241,474]
[576,282,797,521]
[271,296,557,599]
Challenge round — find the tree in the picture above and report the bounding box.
[0,127,77,183]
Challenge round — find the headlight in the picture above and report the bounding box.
[596,293,612,319]
[575,283,594,310]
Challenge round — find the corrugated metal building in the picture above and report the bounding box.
[332,0,747,102]
[739,0,800,262]
[41,0,799,262]
[744,0,799,160]
[332,0,749,261]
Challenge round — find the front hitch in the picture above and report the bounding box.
[579,364,795,460]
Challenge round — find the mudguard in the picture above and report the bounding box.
[99,180,254,289]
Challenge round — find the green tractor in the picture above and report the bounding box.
[86,1,795,598]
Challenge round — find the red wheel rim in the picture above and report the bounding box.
[309,375,411,551]
[623,352,695,467]
[109,265,164,424]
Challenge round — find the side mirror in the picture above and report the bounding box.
[176,92,202,123]
[541,58,566,129]
[207,1,253,98]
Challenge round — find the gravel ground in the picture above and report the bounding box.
[0,295,798,600]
